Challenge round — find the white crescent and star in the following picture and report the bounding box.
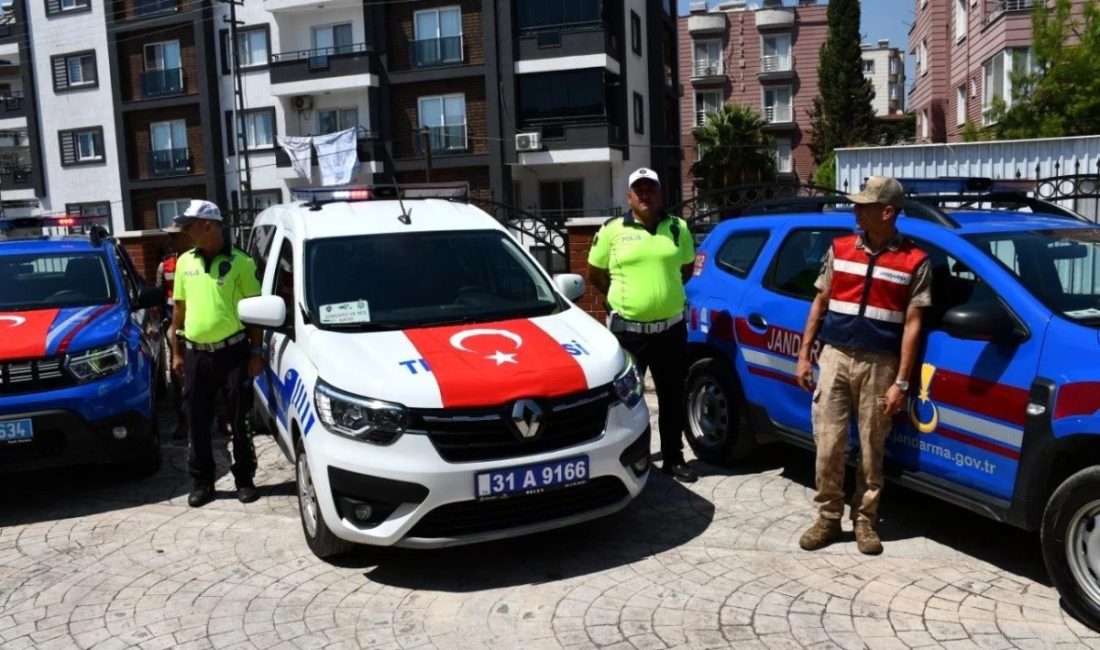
[449,329,523,366]
[0,315,26,328]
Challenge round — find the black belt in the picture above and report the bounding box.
[184,332,246,352]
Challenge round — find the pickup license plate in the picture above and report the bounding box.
[0,418,33,444]
[475,455,588,500]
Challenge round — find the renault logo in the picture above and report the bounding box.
[511,399,543,439]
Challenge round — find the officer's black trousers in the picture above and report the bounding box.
[183,340,256,485]
[613,320,688,465]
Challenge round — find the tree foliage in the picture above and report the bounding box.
[690,103,776,191]
[808,0,876,163]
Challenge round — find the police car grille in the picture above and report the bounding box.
[412,386,614,462]
[0,358,72,394]
[406,476,628,538]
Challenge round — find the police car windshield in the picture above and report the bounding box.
[305,230,561,330]
[0,252,116,311]
[966,228,1100,325]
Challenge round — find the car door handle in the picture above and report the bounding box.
[748,313,768,330]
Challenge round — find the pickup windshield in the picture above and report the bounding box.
[0,253,115,310]
[305,230,561,330]
[966,228,1100,325]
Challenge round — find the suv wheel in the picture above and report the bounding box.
[685,357,756,464]
[1042,466,1100,629]
[295,437,355,559]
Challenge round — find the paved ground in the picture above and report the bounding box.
[2,394,1099,650]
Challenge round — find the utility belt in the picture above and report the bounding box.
[183,331,247,352]
[606,311,684,335]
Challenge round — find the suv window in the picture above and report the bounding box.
[273,240,295,337]
[767,228,847,300]
[112,245,140,302]
[248,224,277,282]
[715,230,769,278]
[912,239,1000,329]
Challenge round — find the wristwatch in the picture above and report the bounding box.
[894,379,910,391]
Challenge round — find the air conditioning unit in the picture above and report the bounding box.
[515,132,541,152]
[292,95,313,111]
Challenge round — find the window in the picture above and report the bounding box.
[413,7,462,67]
[772,138,792,174]
[517,69,605,124]
[65,203,110,219]
[235,28,269,68]
[418,94,467,152]
[920,109,929,138]
[914,240,1001,330]
[764,86,792,123]
[515,0,602,31]
[983,47,1034,124]
[694,90,723,126]
[150,120,189,175]
[633,92,644,134]
[630,11,641,56]
[890,58,899,75]
[317,107,359,135]
[51,51,96,91]
[715,231,769,278]
[917,39,928,76]
[238,108,275,150]
[144,41,180,72]
[273,240,296,337]
[538,179,583,219]
[955,0,968,41]
[862,59,875,74]
[762,34,791,73]
[46,0,90,15]
[693,40,722,77]
[956,85,966,125]
[767,229,848,300]
[247,224,277,283]
[58,127,104,166]
[156,199,192,229]
[248,190,282,212]
[143,41,183,96]
[312,23,353,54]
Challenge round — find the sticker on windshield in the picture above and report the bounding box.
[319,300,371,325]
[1066,308,1100,320]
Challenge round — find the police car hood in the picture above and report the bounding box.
[0,303,125,361]
[306,307,624,409]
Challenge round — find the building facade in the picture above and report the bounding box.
[678,0,828,199]
[861,39,905,117]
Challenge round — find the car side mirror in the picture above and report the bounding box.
[553,273,586,302]
[239,295,287,329]
[136,286,166,310]
[942,301,1027,344]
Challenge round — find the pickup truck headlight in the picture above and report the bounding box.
[613,351,644,409]
[66,342,127,382]
[314,380,409,445]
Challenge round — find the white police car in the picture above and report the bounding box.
[239,186,651,558]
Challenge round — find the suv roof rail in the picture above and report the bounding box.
[741,195,959,228]
[897,177,1038,195]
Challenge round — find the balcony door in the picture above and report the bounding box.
[143,41,181,96]
[762,34,791,72]
[413,7,462,67]
[150,119,187,175]
[764,86,792,123]
[311,23,353,67]
[418,94,466,152]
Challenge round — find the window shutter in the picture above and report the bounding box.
[82,55,96,84]
[92,129,103,158]
[59,130,76,165]
[45,0,61,15]
[53,57,69,90]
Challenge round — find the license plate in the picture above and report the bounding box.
[0,418,32,444]
[475,455,588,500]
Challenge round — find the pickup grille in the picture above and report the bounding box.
[0,357,73,395]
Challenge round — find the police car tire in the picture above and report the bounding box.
[684,357,756,464]
[1041,466,1100,630]
[294,437,356,559]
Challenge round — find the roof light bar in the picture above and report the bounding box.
[291,186,377,204]
[897,177,1038,194]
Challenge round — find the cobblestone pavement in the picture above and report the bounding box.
[2,395,1099,650]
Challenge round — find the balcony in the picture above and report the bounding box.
[412,125,468,155]
[0,91,25,118]
[759,54,795,80]
[268,43,377,93]
[690,61,724,84]
[0,165,32,190]
[0,131,28,147]
[984,0,1035,24]
[275,128,378,173]
[515,121,624,164]
[411,36,464,68]
[148,147,191,177]
[687,13,727,35]
[141,68,184,98]
[756,9,794,30]
[516,23,617,62]
[130,0,178,17]
[763,105,795,129]
[262,0,322,11]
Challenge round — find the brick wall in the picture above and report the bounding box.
[112,0,203,23]
[390,79,487,160]
[387,0,484,72]
[123,104,204,180]
[117,25,197,102]
[395,166,491,200]
[118,232,171,285]
[567,224,606,321]
[130,184,207,231]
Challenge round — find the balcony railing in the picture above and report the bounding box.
[691,61,722,78]
[985,0,1034,23]
[535,207,621,220]
[695,110,717,127]
[413,125,468,154]
[764,105,792,123]
[761,54,792,73]
[0,165,32,188]
[0,90,24,113]
[270,43,370,70]
[148,147,191,176]
[132,0,178,16]
[141,68,184,97]
[411,35,464,68]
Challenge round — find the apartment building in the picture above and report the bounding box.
[908,0,1086,143]
[678,0,828,199]
[861,39,905,117]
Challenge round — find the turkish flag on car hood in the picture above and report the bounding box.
[0,309,60,361]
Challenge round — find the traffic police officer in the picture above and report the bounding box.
[168,200,264,507]
[795,176,932,554]
[588,168,698,483]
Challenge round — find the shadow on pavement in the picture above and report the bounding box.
[334,470,716,591]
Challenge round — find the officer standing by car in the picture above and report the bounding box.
[794,176,932,555]
[156,233,188,439]
[588,168,698,483]
[168,200,264,507]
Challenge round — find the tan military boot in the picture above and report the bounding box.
[798,517,842,551]
[854,521,883,555]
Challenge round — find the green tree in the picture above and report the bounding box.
[978,0,1100,139]
[812,150,836,190]
[808,0,876,163]
[690,103,777,191]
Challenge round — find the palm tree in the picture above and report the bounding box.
[690,103,777,192]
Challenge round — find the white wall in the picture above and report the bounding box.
[512,162,621,216]
[624,0,650,174]
[271,9,366,53]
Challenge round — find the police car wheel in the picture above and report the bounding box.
[1041,466,1100,630]
[685,357,756,464]
[294,437,355,559]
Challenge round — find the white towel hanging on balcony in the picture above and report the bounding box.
[276,135,313,179]
[313,128,359,186]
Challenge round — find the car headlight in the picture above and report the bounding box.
[66,342,127,382]
[613,351,644,409]
[314,380,409,445]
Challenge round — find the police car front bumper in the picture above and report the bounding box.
[305,399,651,548]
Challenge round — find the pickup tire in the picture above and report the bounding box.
[684,356,756,464]
[1041,466,1100,630]
[295,437,356,560]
